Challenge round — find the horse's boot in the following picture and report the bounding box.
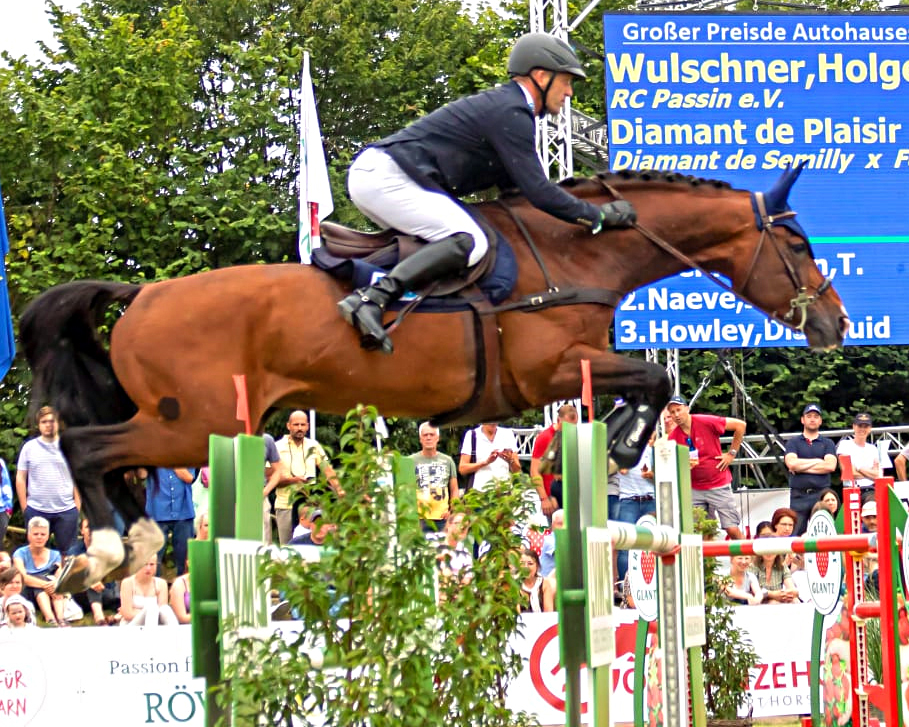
[338,233,473,353]
[608,403,658,469]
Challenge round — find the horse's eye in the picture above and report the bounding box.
[790,242,807,254]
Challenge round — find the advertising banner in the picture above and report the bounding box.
[2,606,821,725]
[604,14,909,348]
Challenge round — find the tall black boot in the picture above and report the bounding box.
[338,233,474,353]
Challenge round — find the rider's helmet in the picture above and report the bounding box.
[507,33,587,79]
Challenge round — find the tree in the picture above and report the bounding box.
[0,0,509,482]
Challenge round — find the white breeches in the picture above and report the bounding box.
[348,147,488,267]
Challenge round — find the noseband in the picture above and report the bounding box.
[599,180,832,333]
[750,190,833,332]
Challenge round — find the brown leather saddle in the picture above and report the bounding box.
[319,219,497,297]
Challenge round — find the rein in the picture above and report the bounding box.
[599,180,830,333]
[486,200,623,313]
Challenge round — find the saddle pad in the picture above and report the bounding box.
[312,232,518,312]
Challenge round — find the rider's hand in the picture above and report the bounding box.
[592,200,636,233]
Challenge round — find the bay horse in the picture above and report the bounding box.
[21,166,848,590]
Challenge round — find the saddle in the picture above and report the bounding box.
[315,216,516,304]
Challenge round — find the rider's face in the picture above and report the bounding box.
[530,70,575,115]
[544,72,574,114]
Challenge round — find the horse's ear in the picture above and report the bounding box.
[763,162,806,213]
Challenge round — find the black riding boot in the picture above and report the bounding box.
[338,233,474,353]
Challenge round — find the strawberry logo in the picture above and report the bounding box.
[816,552,829,578]
[641,551,656,584]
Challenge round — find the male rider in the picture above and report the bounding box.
[338,33,637,354]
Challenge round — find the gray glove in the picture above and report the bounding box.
[592,200,636,233]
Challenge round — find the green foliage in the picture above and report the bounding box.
[1,0,907,481]
[221,406,538,727]
[694,510,759,720]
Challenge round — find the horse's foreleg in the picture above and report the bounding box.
[543,350,671,467]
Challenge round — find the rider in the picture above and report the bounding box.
[338,32,637,354]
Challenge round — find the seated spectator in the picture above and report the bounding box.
[291,509,315,541]
[771,507,798,568]
[748,531,798,603]
[2,594,37,629]
[429,512,473,594]
[771,508,798,537]
[68,518,120,625]
[169,511,208,625]
[540,509,563,577]
[195,510,209,541]
[816,488,841,517]
[170,571,191,624]
[788,552,811,603]
[288,511,335,547]
[753,521,773,538]
[119,554,178,627]
[13,516,67,626]
[0,567,36,625]
[861,500,877,533]
[518,548,554,612]
[724,555,762,605]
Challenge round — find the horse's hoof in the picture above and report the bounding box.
[124,518,165,575]
[610,444,643,470]
[56,554,92,595]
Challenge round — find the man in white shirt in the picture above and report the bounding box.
[457,422,521,492]
[836,412,879,489]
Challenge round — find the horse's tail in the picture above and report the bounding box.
[21,280,142,428]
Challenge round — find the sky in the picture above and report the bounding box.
[0,0,82,62]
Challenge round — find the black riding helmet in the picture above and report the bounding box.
[507,33,586,117]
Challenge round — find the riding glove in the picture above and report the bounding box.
[592,200,637,233]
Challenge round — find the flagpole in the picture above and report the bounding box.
[298,51,333,264]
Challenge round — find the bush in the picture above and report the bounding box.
[220,406,539,727]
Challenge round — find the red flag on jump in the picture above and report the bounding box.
[838,453,854,484]
[580,359,593,423]
[233,374,251,435]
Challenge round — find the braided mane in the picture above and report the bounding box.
[563,169,733,193]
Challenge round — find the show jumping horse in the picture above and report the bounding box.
[21,165,849,590]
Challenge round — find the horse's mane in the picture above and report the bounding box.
[493,168,736,207]
[565,169,733,194]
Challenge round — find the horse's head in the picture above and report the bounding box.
[730,164,849,349]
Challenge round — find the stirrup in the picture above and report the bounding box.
[338,293,394,354]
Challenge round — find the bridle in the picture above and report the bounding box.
[750,189,833,332]
[599,180,833,333]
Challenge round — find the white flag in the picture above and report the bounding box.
[299,51,334,264]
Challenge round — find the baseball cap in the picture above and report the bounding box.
[853,412,873,427]
[802,403,822,415]
[861,500,877,518]
[668,395,687,406]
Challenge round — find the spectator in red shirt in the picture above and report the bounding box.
[667,395,745,540]
[530,404,579,518]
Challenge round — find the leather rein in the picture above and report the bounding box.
[597,178,831,332]
[489,180,831,332]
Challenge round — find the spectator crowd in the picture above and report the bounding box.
[0,397,899,630]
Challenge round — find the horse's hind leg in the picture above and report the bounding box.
[55,432,129,592]
[58,422,166,589]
